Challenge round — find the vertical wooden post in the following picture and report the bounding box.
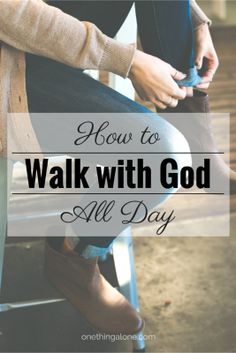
[109,4,137,100]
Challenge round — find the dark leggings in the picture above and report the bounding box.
[26,1,194,248]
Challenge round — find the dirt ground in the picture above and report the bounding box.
[134,214,236,352]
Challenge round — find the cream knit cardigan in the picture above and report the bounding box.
[0,0,211,157]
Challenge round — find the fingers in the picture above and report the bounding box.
[164,97,178,108]
[204,62,218,80]
[196,82,210,89]
[170,66,186,81]
[208,53,219,73]
[196,75,212,89]
[171,85,187,100]
[199,75,212,84]
[199,53,219,81]
[199,56,219,87]
[156,91,180,107]
[154,100,167,110]
[204,70,215,82]
[185,87,194,97]
[195,46,204,70]
[169,68,187,100]
[154,96,178,110]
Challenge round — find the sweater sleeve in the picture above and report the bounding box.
[190,0,212,29]
[0,0,136,78]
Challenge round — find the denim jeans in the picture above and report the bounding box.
[26,0,195,248]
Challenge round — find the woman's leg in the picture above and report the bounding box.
[26,54,190,249]
[136,0,200,87]
[27,0,192,246]
[26,54,143,251]
[136,0,194,72]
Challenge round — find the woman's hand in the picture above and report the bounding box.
[195,23,219,89]
[129,50,186,110]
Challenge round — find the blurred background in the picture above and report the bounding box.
[199,0,236,26]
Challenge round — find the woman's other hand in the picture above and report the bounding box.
[129,50,186,110]
[195,23,219,89]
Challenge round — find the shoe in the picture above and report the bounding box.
[44,238,143,334]
[162,90,236,194]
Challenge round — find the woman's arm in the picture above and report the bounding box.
[1,0,209,109]
[0,0,135,78]
[190,1,219,89]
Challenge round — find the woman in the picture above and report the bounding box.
[0,0,227,335]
